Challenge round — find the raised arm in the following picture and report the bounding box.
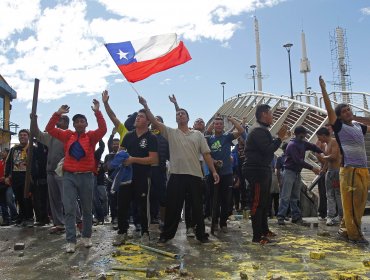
[227,116,245,139]
[319,76,337,125]
[102,90,122,129]
[89,99,107,143]
[138,96,166,134]
[169,94,180,111]
[45,105,71,142]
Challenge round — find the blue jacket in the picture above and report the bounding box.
[108,150,133,191]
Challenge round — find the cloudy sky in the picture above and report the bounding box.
[1,0,370,145]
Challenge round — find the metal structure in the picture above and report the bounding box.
[220,82,226,103]
[300,31,311,99]
[283,43,294,99]
[254,17,263,92]
[250,65,256,92]
[330,27,352,103]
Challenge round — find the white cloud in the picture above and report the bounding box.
[160,78,172,85]
[0,0,284,102]
[361,7,370,15]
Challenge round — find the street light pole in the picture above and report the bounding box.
[220,82,226,103]
[283,43,294,99]
[250,65,256,92]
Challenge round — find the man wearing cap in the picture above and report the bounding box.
[45,99,107,253]
[277,125,322,226]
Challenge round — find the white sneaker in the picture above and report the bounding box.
[186,228,195,238]
[326,217,335,226]
[66,243,75,253]
[332,216,341,223]
[82,237,92,248]
[141,232,150,244]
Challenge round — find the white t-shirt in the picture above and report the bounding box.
[162,126,210,178]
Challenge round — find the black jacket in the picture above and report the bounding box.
[243,121,281,170]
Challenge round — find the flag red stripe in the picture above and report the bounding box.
[118,41,191,83]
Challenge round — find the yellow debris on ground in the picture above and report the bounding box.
[215,271,231,279]
[309,251,326,260]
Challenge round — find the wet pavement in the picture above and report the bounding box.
[1,216,370,280]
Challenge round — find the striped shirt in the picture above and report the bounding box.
[333,119,367,168]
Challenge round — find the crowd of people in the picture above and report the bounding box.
[0,76,368,253]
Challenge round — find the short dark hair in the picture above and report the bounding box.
[334,103,350,117]
[316,127,330,136]
[294,125,308,135]
[177,108,189,119]
[255,104,271,121]
[72,114,87,122]
[214,117,223,122]
[60,115,70,125]
[18,129,30,136]
[155,115,164,123]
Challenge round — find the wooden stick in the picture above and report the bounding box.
[24,78,39,198]
[128,241,180,259]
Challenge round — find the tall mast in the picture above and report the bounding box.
[254,16,263,92]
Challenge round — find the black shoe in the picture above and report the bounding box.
[1,221,10,226]
[34,222,46,226]
[151,218,160,224]
[277,218,285,225]
[349,238,369,246]
[292,218,305,225]
[158,237,169,245]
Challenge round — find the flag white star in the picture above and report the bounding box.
[117,49,129,60]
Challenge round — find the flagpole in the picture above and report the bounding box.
[128,82,140,96]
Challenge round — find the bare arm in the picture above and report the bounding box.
[125,151,158,166]
[228,116,245,139]
[102,90,122,129]
[203,153,220,184]
[138,96,166,134]
[319,76,337,125]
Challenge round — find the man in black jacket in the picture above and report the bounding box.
[243,104,288,245]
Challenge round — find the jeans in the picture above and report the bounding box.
[5,187,18,220]
[93,180,108,221]
[63,172,94,243]
[277,169,302,220]
[325,169,343,218]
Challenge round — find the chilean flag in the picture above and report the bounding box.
[105,33,192,83]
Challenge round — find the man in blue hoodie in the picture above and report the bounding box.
[277,126,322,225]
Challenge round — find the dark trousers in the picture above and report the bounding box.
[150,166,167,221]
[160,174,206,240]
[269,193,279,217]
[208,174,232,227]
[238,164,249,209]
[33,179,50,223]
[117,176,149,235]
[107,182,117,220]
[12,172,33,221]
[317,174,327,218]
[245,168,271,241]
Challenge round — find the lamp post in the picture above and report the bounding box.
[250,65,256,92]
[283,43,294,99]
[220,82,226,103]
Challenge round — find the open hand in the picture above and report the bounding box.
[102,90,109,103]
[168,94,177,104]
